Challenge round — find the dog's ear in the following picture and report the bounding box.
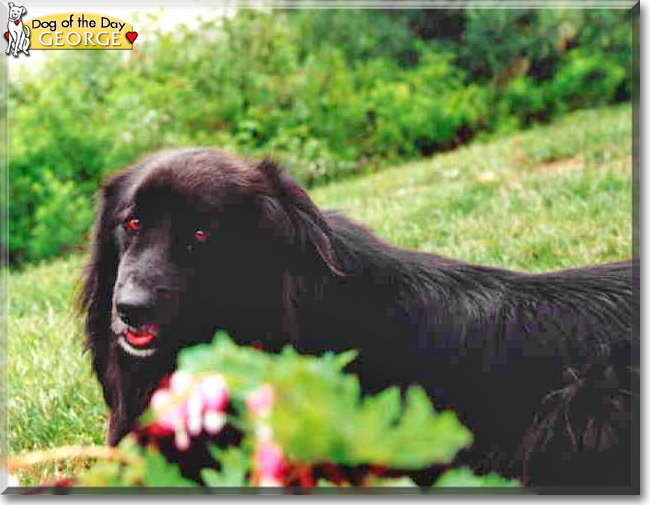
[78,172,125,327]
[21,6,26,15]
[77,170,128,409]
[255,159,344,277]
[8,2,14,9]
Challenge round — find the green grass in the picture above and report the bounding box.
[312,104,633,271]
[6,103,633,485]
[6,255,108,485]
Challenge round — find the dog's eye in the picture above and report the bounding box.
[187,230,209,253]
[124,218,140,232]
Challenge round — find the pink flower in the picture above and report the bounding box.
[255,441,286,485]
[175,429,190,451]
[200,374,228,411]
[259,475,283,487]
[150,389,185,431]
[186,390,204,436]
[199,374,229,435]
[246,384,274,418]
[169,371,193,394]
[203,409,226,434]
[146,371,230,442]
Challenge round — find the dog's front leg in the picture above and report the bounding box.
[12,33,20,56]
[5,37,13,54]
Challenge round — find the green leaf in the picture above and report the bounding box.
[178,331,472,470]
[141,447,198,487]
[178,330,273,391]
[434,468,522,488]
[201,445,250,487]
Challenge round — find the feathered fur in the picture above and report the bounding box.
[79,148,639,489]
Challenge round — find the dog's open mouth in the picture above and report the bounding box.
[118,324,160,358]
[126,324,159,346]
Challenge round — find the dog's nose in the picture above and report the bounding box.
[116,287,155,327]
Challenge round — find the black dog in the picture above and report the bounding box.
[79,148,638,489]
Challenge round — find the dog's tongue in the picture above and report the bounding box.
[126,324,159,347]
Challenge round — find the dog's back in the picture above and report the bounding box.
[444,260,637,486]
[316,213,637,487]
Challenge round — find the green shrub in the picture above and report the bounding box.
[5,9,632,264]
[26,170,94,260]
[365,49,488,157]
[496,76,550,130]
[550,49,627,113]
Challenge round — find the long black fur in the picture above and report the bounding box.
[79,148,638,489]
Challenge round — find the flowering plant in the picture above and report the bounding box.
[46,332,520,489]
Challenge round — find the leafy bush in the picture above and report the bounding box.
[7,51,167,263]
[496,76,550,130]
[16,332,520,489]
[363,49,488,157]
[460,9,563,83]
[26,170,94,260]
[549,49,628,113]
[6,8,632,264]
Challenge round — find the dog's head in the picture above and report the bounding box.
[8,3,26,22]
[79,148,342,361]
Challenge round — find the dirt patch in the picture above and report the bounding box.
[535,154,632,175]
[536,154,584,175]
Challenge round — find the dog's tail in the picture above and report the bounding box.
[520,347,638,487]
[24,25,30,37]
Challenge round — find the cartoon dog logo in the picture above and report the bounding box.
[5,2,30,57]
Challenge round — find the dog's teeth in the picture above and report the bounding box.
[133,324,159,335]
[128,324,159,336]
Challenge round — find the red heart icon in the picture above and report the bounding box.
[14,20,19,25]
[126,32,137,44]
[4,32,8,40]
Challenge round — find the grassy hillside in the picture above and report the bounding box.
[6,103,633,485]
[312,104,633,271]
